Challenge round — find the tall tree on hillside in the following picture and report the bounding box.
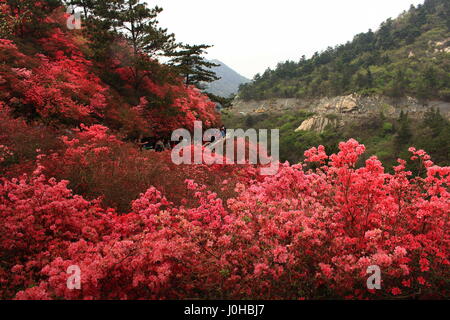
[65,0,94,17]
[416,65,439,105]
[423,107,445,137]
[395,110,412,149]
[63,1,117,63]
[423,66,438,96]
[98,0,176,57]
[354,68,373,91]
[168,44,220,88]
[387,68,408,104]
[80,0,176,91]
[376,18,395,50]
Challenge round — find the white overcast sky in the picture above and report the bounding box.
[151,0,425,79]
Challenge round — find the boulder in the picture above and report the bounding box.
[338,94,359,113]
[295,116,337,133]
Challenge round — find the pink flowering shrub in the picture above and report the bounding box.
[0,31,219,133]
[3,139,447,300]
[0,103,62,176]
[22,55,108,125]
[115,68,220,137]
[0,144,13,164]
[0,168,114,299]
[36,125,246,212]
[0,4,447,300]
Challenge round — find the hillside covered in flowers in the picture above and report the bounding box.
[0,1,448,300]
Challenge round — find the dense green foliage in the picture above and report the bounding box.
[205,92,235,108]
[222,108,450,171]
[239,0,450,102]
[168,44,220,87]
[62,0,216,94]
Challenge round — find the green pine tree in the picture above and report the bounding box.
[395,110,412,148]
[168,44,220,88]
[82,0,176,91]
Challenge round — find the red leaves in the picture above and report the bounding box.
[133,83,219,137]
[0,32,108,126]
[0,33,220,134]
[0,171,114,299]
[0,7,447,300]
[1,139,448,300]
[22,54,108,124]
[0,5,220,134]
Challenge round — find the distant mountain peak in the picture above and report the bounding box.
[205,60,250,98]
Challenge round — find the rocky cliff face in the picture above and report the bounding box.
[295,116,338,133]
[230,95,450,133]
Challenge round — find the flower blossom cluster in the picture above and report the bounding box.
[1,139,447,300]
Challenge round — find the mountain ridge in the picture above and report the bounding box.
[238,0,450,102]
[204,59,250,98]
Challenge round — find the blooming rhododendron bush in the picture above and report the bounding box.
[32,124,247,212]
[2,139,448,299]
[0,35,108,126]
[0,167,115,299]
[0,22,219,134]
[0,103,62,176]
[0,2,448,301]
[114,63,220,137]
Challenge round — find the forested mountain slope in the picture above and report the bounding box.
[205,59,250,98]
[238,0,450,102]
